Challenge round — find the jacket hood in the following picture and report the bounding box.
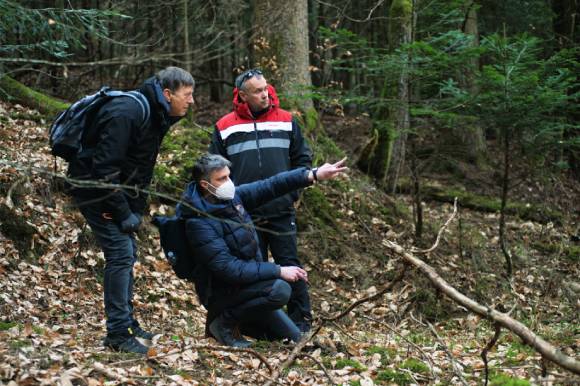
[232,84,280,120]
[178,181,231,218]
[138,77,181,130]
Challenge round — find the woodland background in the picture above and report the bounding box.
[0,0,578,385]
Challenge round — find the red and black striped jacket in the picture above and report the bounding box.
[209,84,312,218]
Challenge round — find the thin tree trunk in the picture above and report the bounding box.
[183,0,192,73]
[499,130,513,277]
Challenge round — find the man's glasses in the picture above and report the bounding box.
[235,69,263,89]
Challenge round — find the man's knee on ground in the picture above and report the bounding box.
[268,279,292,306]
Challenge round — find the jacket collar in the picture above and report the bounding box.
[138,77,181,131]
[232,84,280,120]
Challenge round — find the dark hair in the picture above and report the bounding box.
[235,68,264,91]
[192,153,232,185]
[156,66,195,92]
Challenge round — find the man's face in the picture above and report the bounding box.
[201,166,231,193]
[239,76,270,112]
[164,85,194,117]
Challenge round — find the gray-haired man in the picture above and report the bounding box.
[68,67,195,354]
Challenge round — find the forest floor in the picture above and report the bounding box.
[0,98,578,385]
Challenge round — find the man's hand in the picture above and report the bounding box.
[119,213,142,233]
[280,266,308,283]
[310,157,348,182]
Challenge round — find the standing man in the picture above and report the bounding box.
[68,67,195,354]
[209,69,313,332]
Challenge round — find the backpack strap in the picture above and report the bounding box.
[105,90,151,130]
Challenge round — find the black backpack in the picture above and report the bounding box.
[152,215,197,281]
[49,86,150,161]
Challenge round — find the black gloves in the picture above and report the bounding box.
[119,213,142,233]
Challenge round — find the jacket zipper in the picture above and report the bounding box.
[253,120,264,179]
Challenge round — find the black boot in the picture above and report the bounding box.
[131,323,155,346]
[209,315,251,348]
[103,332,149,354]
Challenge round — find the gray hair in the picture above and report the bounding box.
[192,153,232,185]
[235,68,264,91]
[156,66,195,92]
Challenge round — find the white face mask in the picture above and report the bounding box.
[206,178,236,200]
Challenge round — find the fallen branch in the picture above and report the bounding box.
[384,204,580,375]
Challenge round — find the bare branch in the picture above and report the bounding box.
[411,197,458,254]
[482,323,502,386]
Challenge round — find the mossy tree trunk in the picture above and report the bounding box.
[385,0,413,192]
[460,0,486,162]
[0,75,69,116]
[253,0,314,113]
[357,0,413,189]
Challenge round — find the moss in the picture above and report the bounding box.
[397,182,563,224]
[489,373,530,386]
[335,358,366,371]
[152,123,212,199]
[9,339,31,349]
[0,321,18,331]
[0,75,69,116]
[302,186,336,226]
[532,241,580,262]
[0,203,42,259]
[366,346,397,361]
[400,358,429,374]
[375,369,412,385]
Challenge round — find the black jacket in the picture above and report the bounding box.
[67,77,180,221]
[177,168,313,304]
[209,85,312,218]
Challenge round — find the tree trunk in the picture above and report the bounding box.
[385,0,413,192]
[460,0,486,162]
[183,0,191,73]
[253,0,313,111]
[499,130,513,277]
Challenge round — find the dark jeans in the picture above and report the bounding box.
[208,279,300,342]
[256,214,312,327]
[74,197,139,335]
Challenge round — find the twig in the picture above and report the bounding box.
[107,343,272,373]
[323,267,407,322]
[424,319,469,386]
[411,197,458,254]
[358,312,435,370]
[482,323,502,386]
[264,269,407,386]
[298,353,337,385]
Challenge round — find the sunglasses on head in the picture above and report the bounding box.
[235,69,263,89]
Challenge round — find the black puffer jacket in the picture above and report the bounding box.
[177,168,313,304]
[67,77,181,221]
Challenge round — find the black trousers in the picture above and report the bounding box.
[256,213,312,328]
[207,279,300,342]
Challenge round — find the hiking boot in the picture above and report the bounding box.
[209,315,251,348]
[131,325,155,346]
[295,321,311,334]
[103,333,149,354]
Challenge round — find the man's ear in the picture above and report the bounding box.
[238,89,247,102]
[199,180,210,191]
[162,88,172,103]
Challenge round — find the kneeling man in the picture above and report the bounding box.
[177,154,346,347]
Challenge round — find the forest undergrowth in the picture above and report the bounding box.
[0,100,578,385]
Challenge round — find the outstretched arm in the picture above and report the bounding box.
[238,158,349,211]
